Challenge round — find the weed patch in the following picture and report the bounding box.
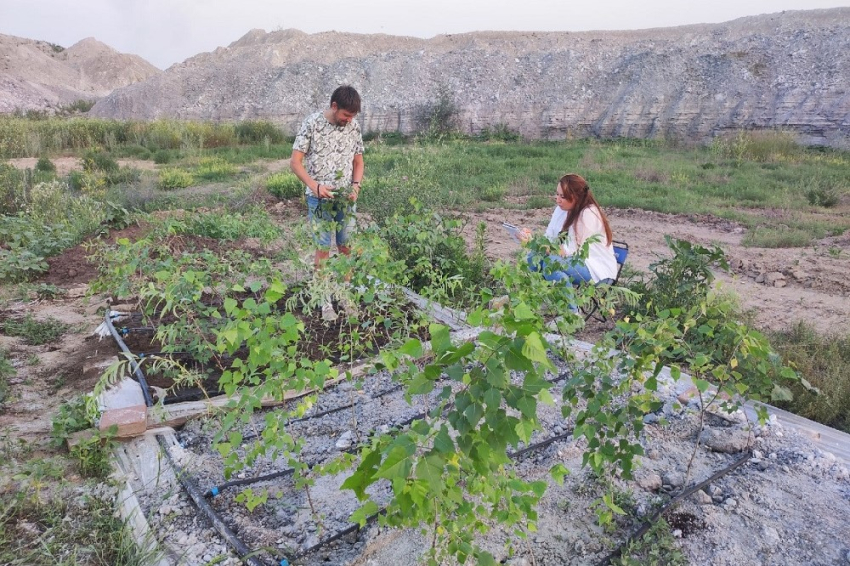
[0,315,69,345]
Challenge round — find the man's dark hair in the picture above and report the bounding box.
[330,85,361,113]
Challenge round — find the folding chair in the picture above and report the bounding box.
[581,241,629,322]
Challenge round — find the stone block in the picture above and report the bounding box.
[100,404,148,437]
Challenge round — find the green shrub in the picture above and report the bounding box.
[113,143,151,160]
[0,349,14,405]
[265,171,303,199]
[68,169,103,193]
[234,120,285,144]
[158,168,194,190]
[477,123,521,142]
[81,150,119,173]
[805,178,843,208]
[103,167,141,187]
[153,149,174,164]
[35,156,56,173]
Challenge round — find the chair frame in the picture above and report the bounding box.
[581,240,629,322]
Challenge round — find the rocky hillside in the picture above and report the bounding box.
[0,35,160,114]
[91,8,849,146]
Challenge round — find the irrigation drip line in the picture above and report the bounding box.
[508,429,574,459]
[104,310,155,408]
[156,435,270,566]
[596,449,753,566]
[107,312,272,566]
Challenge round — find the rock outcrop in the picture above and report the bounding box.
[0,35,160,114]
[89,8,850,146]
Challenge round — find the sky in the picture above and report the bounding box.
[1,0,848,69]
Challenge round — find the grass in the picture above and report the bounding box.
[360,137,849,247]
[769,322,850,433]
[0,349,13,404]
[0,315,69,345]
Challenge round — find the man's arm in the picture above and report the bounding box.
[350,153,364,201]
[290,150,333,199]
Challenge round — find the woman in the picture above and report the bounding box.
[521,173,617,285]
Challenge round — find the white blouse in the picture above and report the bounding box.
[543,205,618,283]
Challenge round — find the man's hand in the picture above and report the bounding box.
[349,182,360,202]
[317,184,335,199]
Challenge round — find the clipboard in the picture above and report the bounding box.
[502,222,522,244]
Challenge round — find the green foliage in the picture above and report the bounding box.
[0,314,69,345]
[477,123,522,142]
[614,518,687,566]
[35,156,56,173]
[769,322,850,432]
[805,177,843,208]
[56,99,95,116]
[234,120,286,144]
[416,84,459,138]
[153,149,174,164]
[192,156,238,181]
[0,349,14,405]
[158,168,194,190]
[82,149,119,173]
[265,171,303,199]
[376,201,491,306]
[629,236,728,315]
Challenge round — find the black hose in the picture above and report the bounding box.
[596,449,753,566]
[106,311,269,566]
[156,435,269,566]
[104,310,155,407]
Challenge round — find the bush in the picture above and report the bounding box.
[0,349,14,405]
[265,171,303,199]
[415,84,459,138]
[81,150,119,173]
[235,120,286,144]
[153,149,174,164]
[805,178,843,208]
[35,156,56,173]
[158,168,194,190]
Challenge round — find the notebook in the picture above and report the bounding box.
[502,222,522,243]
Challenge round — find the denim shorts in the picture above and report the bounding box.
[306,194,354,248]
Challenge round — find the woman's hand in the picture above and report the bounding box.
[518,227,533,244]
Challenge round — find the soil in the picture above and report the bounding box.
[1,205,849,565]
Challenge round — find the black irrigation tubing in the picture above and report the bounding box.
[596,449,754,566]
[107,312,272,566]
[290,509,387,561]
[156,435,270,566]
[208,410,429,497]
[104,310,155,408]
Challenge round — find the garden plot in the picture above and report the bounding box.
[111,325,850,566]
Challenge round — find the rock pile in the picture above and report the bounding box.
[89,8,850,147]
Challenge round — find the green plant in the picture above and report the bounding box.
[805,179,842,208]
[82,149,119,173]
[158,168,194,190]
[153,149,174,164]
[0,315,69,345]
[0,349,14,405]
[265,171,303,199]
[416,84,459,138]
[193,156,238,181]
[614,517,687,566]
[35,156,56,173]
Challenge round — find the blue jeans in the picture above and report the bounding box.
[527,252,593,285]
[306,194,354,248]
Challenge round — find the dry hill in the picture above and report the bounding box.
[90,8,850,146]
[0,35,160,114]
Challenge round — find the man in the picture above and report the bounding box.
[290,85,365,320]
[290,85,365,268]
